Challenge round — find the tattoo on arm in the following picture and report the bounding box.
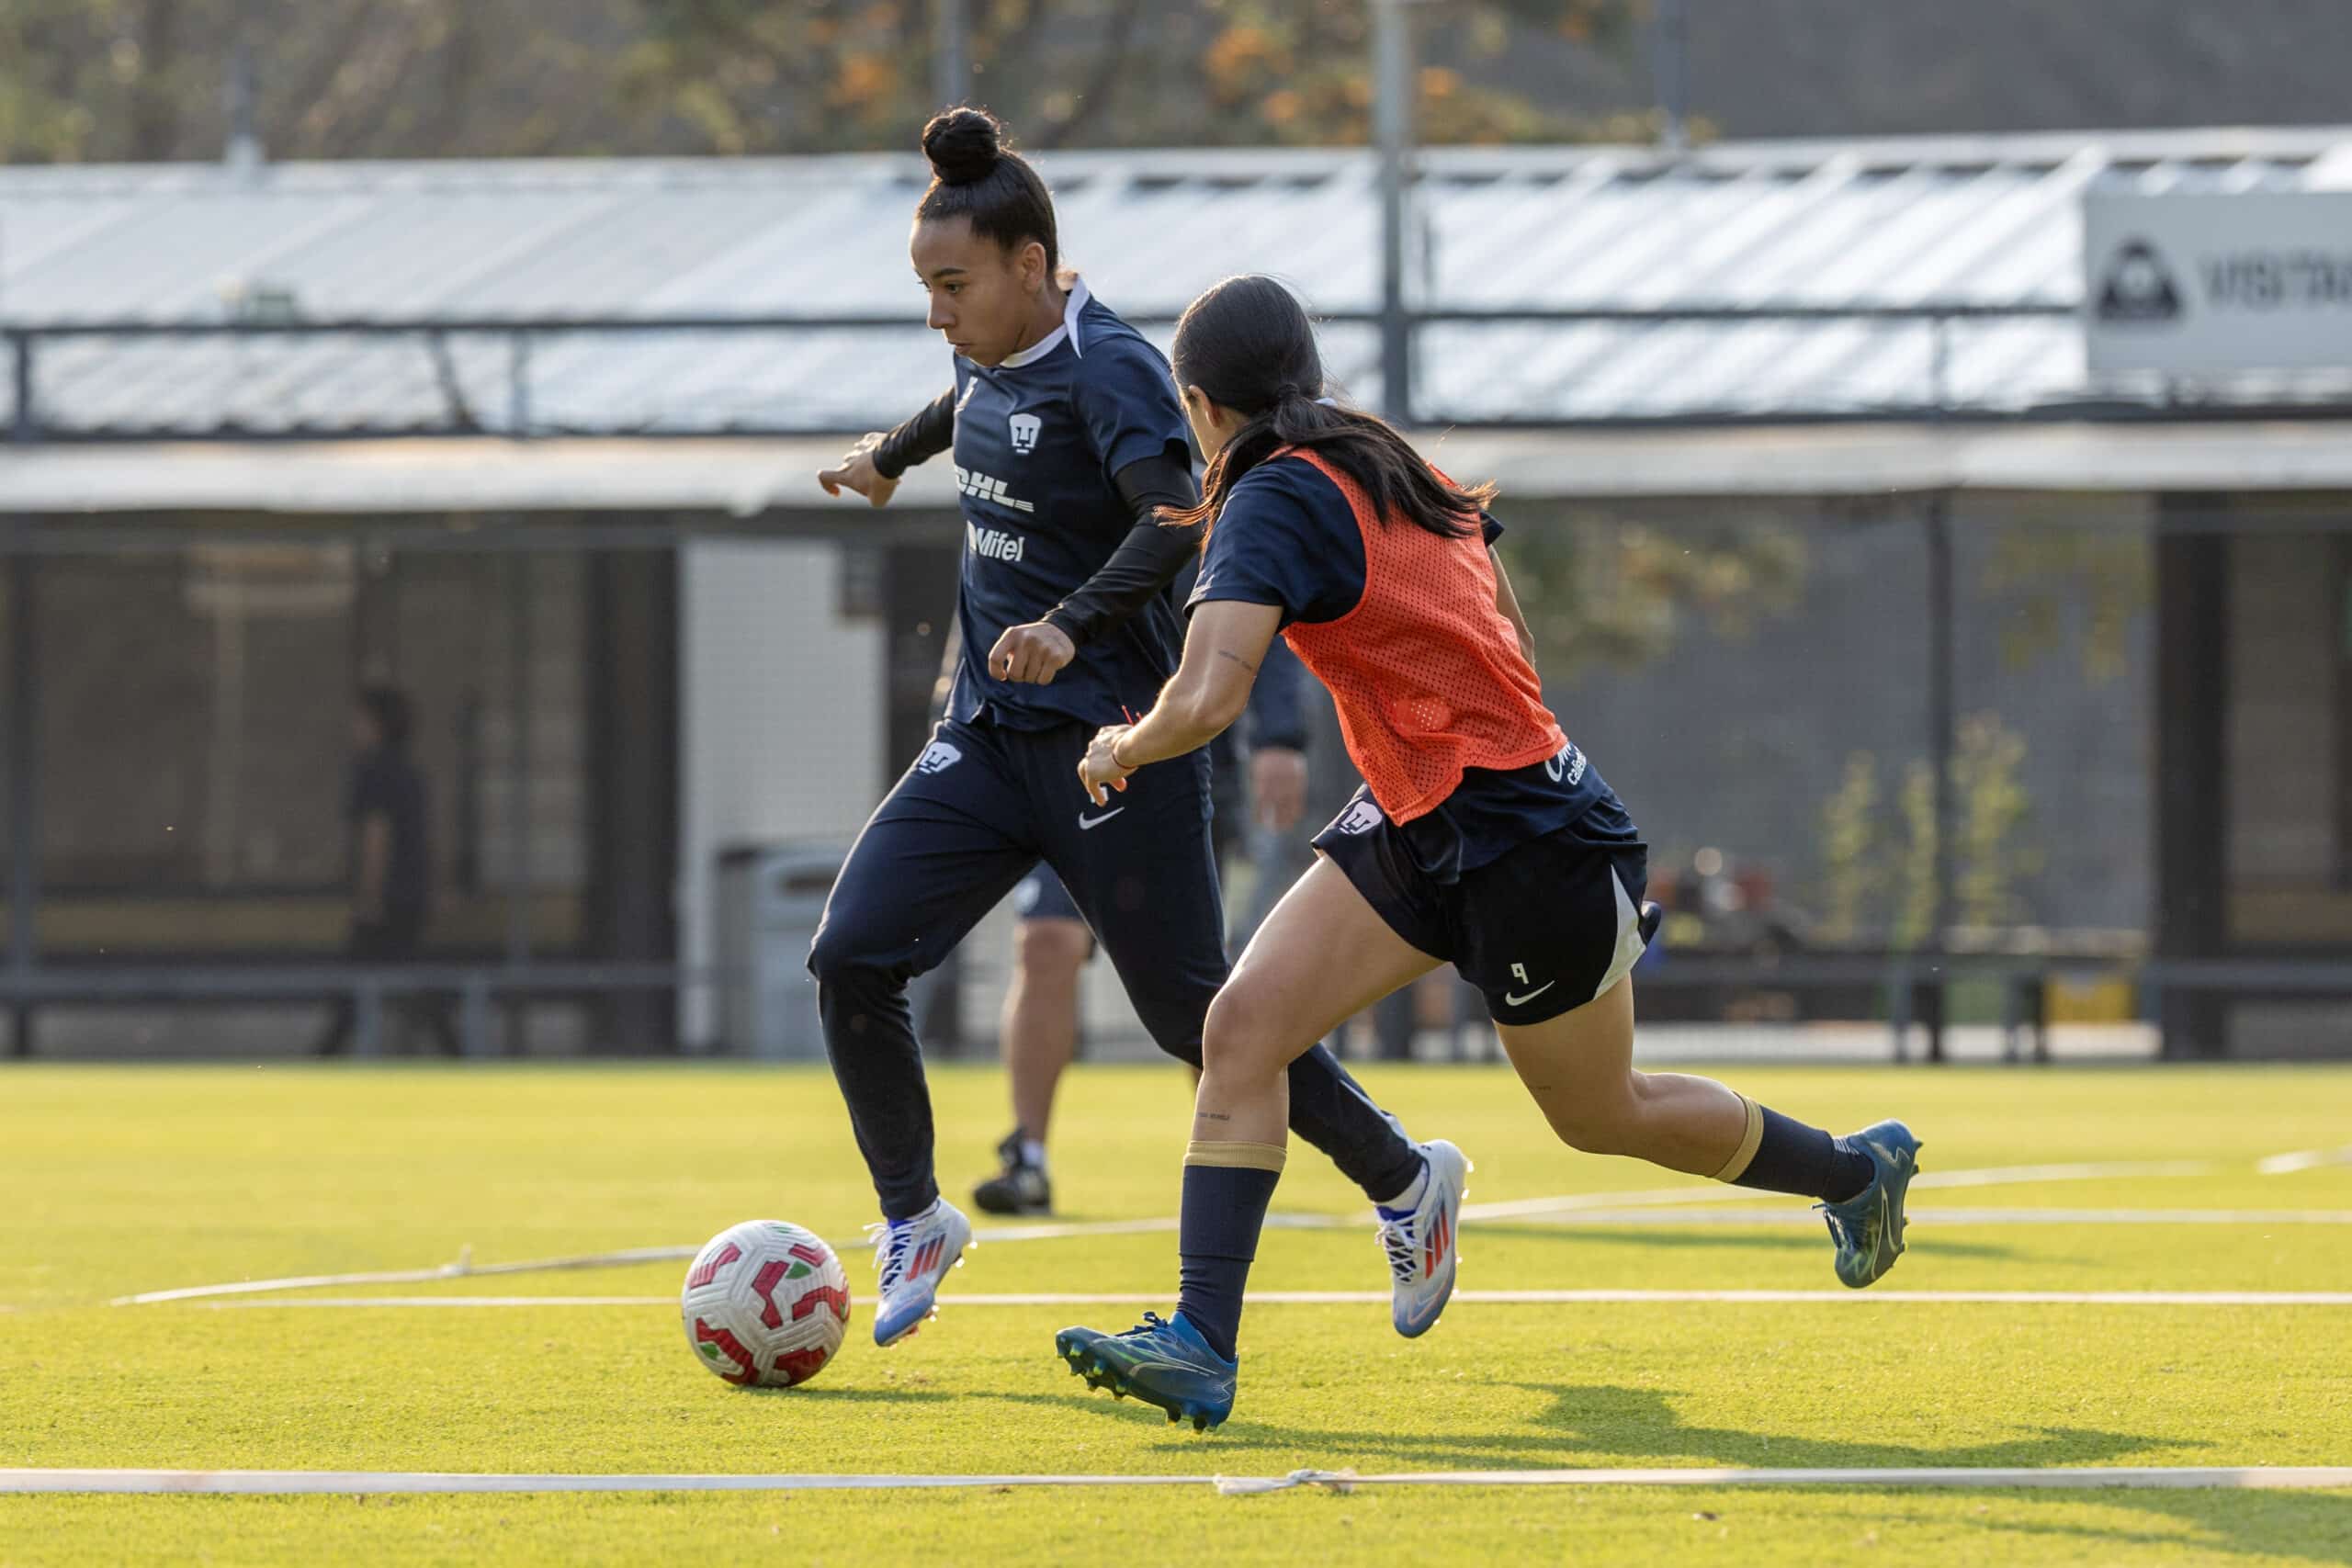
[1214,649,1258,673]
[1194,1111,1232,1122]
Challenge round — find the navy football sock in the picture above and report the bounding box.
[1174,1143,1283,1362]
[1719,1099,1876,1203]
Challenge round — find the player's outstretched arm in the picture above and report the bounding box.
[992,450,1201,684]
[1078,599,1282,806]
[818,387,956,507]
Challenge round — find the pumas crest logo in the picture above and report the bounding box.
[913,740,963,776]
[1337,799,1385,836]
[1008,412,1042,455]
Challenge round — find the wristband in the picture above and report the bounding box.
[1109,734,1135,771]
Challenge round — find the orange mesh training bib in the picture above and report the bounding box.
[1272,448,1566,823]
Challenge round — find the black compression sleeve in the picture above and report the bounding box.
[1041,451,1203,649]
[871,388,957,479]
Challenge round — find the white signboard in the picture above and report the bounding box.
[2083,189,2352,375]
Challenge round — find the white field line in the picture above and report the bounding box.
[109,1204,2352,1308]
[5,1466,2347,1496]
[1506,1207,2352,1226]
[1909,1159,2211,1189]
[181,1288,2352,1310]
[109,1207,2352,1309]
[96,1156,2304,1309]
[1457,1158,2214,1222]
[2259,1145,2352,1176]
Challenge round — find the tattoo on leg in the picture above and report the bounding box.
[1195,1111,1232,1122]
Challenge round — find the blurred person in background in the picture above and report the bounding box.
[311,685,458,1057]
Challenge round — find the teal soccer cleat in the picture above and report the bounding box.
[1054,1311,1237,1431]
[1819,1119,1921,1288]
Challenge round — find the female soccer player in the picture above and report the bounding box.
[1054,276,1920,1430]
[810,110,1458,1349]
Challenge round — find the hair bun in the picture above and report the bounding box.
[922,107,1004,185]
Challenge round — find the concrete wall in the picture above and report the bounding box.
[677,539,885,1047]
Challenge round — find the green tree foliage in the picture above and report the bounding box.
[1499,504,1809,679]
[0,0,645,163]
[1816,713,2041,951]
[1979,521,2150,687]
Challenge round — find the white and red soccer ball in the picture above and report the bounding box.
[680,1220,852,1388]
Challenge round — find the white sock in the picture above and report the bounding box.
[1020,1138,1048,1174]
[1375,1156,1430,1213]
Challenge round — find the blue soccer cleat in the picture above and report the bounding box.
[1054,1311,1237,1431]
[1819,1119,1921,1288]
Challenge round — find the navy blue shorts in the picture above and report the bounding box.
[1313,793,1650,1027]
[1012,863,1097,961]
[1012,863,1085,924]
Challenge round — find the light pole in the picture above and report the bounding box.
[1372,0,1419,422]
[935,0,969,110]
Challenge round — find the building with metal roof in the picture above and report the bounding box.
[5,126,2350,440]
[4,127,2349,1065]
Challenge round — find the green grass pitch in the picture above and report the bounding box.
[4,1060,2349,1565]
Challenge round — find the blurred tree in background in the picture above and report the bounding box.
[1502,506,1808,678]
[0,0,646,161]
[0,0,1649,163]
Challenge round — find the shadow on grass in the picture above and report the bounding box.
[1007,1379,2351,1565]
[733,1385,960,1406]
[1058,1380,2187,1473]
[1959,1491,2352,1568]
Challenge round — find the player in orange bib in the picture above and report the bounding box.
[1053,276,1920,1430]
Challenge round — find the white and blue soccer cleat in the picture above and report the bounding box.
[1377,1139,1470,1337]
[866,1198,973,1346]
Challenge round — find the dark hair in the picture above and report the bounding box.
[357,685,413,750]
[1162,275,1487,539]
[915,107,1058,276]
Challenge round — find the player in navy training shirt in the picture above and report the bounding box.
[808,107,1444,1351]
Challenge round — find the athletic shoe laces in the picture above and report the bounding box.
[1375,1211,1423,1284]
[1121,1311,1172,1339]
[865,1221,913,1291]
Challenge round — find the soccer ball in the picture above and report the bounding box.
[680,1220,853,1388]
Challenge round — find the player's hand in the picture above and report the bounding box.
[1250,745,1307,831]
[1079,725,1136,807]
[818,434,898,508]
[989,621,1077,684]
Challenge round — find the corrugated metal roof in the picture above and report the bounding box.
[3,128,2347,436]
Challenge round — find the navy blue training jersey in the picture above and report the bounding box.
[943,278,1193,731]
[1188,453,1615,875]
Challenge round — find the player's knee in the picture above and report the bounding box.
[1539,1089,1642,1156]
[807,919,882,989]
[1012,919,1090,982]
[1200,986,1291,1084]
